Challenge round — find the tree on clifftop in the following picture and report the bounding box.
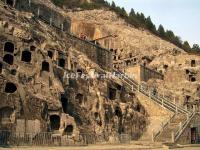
[183,41,191,51]
[158,25,165,37]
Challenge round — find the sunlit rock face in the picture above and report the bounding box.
[0,0,148,142]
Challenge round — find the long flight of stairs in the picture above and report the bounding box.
[155,113,187,143]
[113,69,194,143]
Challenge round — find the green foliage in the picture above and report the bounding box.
[158,25,165,37]
[51,0,195,53]
[183,41,191,51]
[145,16,157,33]
[192,44,200,51]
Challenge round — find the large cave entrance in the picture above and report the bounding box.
[61,96,68,114]
[42,61,50,72]
[64,125,73,135]
[191,127,198,144]
[0,107,14,125]
[6,0,14,7]
[21,51,32,63]
[191,60,196,67]
[3,54,13,65]
[58,58,65,68]
[5,82,17,93]
[108,88,116,100]
[50,115,60,131]
[4,42,14,53]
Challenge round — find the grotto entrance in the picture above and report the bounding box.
[5,82,17,93]
[50,115,60,131]
[21,51,32,63]
[191,60,196,67]
[3,54,13,65]
[58,58,65,68]
[191,127,198,144]
[6,0,14,7]
[64,125,73,135]
[61,96,68,114]
[42,61,50,72]
[0,107,14,125]
[4,42,14,53]
[48,51,53,59]
[108,88,116,100]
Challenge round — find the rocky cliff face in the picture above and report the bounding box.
[67,9,200,111]
[0,0,148,144]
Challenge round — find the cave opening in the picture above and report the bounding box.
[5,82,17,93]
[0,63,2,73]
[191,60,196,67]
[64,125,73,135]
[108,88,116,100]
[4,42,14,53]
[61,96,68,114]
[191,77,196,82]
[115,107,122,118]
[48,51,53,59]
[6,0,14,7]
[58,58,65,68]
[10,69,17,75]
[30,46,36,51]
[50,115,60,131]
[3,54,13,65]
[76,93,84,105]
[21,51,32,63]
[0,107,14,124]
[42,61,50,72]
[163,64,168,70]
[186,69,190,74]
[94,112,99,119]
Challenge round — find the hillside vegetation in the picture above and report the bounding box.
[52,0,200,53]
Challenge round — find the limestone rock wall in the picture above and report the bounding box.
[0,1,148,142]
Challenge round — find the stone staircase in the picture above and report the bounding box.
[113,70,194,143]
[155,113,187,143]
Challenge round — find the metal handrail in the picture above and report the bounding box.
[114,69,190,114]
[153,113,176,140]
[174,112,195,142]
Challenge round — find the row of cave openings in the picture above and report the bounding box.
[48,94,85,135]
[49,93,89,135]
[49,115,73,136]
[3,42,33,65]
[2,42,67,72]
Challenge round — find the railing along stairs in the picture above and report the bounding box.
[114,69,194,143]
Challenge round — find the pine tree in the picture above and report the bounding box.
[158,25,165,37]
[129,8,135,17]
[165,30,175,41]
[192,44,200,51]
[183,41,191,51]
[145,16,156,33]
[111,1,116,9]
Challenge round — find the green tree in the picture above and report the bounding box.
[145,16,156,33]
[165,30,175,41]
[183,41,191,51]
[111,1,116,9]
[129,8,136,17]
[192,44,200,51]
[157,25,165,37]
